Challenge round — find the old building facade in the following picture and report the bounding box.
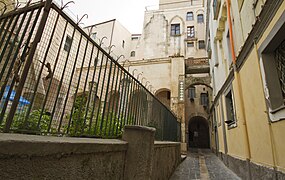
[207,0,285,178]
[86,0,211,151]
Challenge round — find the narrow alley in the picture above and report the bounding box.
[170,149,241,180]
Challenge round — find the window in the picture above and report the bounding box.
[187,42,194,47]
[171,24,180,35]
[64,35,72,52]
[198,40,205,49]
[258,12,285,122]
[226,31,233,64]
[130,51,135,57]
[197,14,204,23]
[187,26,195,38]
[189,87,196,101]
[91,32,97,41]
[186,12,194,21]
[132,37,139,40]
[225,89,236,126]
[122,40,125,48]
[213,0,221,20]
[275,40,285,98]
[200,93,208,107]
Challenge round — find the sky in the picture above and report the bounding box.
[58,0,159,34]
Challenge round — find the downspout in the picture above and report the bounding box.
[226,0,252,162]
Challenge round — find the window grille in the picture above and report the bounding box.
[275,40,285,98]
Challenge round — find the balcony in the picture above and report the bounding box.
[185,58,210,74]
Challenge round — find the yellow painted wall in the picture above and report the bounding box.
[271,121,285,172]
[238,49,274,166]
[225,83,248,159]
[255,1,285,172]
[216,103,225,153]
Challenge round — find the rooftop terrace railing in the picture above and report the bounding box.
[0,0,180,141]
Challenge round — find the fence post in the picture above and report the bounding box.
[4,0,52,132]
[122,125,155,180]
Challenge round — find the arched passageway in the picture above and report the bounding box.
[188,116,210,148]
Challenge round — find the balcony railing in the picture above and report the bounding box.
[0,0,180,141]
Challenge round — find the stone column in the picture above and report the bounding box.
[122,125,156,180]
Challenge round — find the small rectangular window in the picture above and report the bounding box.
[200,93,208,107]
[64,35,72,52]
[171,24,180,35]
[186,12,194,21]
[197,14,204,23]
[225,89,236,126]
[189,87,196,100]
[187,26,195,38]
[187,42,194,47]
[198,40,205,49]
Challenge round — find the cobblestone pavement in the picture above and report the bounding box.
[170,148,241,180]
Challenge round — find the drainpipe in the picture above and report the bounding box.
[226,0,251,162]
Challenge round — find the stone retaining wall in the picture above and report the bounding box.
[0,126,181,180]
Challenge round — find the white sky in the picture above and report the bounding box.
[59,0,159,34]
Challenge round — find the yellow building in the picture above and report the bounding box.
[208,0,285,179]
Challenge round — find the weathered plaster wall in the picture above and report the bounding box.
[0,134,127,180]
[152,141,181,180]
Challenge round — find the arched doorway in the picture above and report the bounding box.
[188,116,210,148]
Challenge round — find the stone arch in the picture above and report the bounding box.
[196,9,205,14]
[187,116,210,148]
[186,82,212,90]
[169,15,184,26]
[155,88,171,109]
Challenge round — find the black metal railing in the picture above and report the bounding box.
[0,0,180,141]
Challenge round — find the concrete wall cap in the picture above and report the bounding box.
[124,125,156,132]
[154,141,180,147]
[0,133,127,157]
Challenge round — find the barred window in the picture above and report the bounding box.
[275,40,285,98]
[64,35,72,52]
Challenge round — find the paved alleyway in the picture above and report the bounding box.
[170,149,241,180]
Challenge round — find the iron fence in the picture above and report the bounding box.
[0,0,180,141]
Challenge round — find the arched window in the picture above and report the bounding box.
[130,51,135,57]
[186,12,194,21]
[197,14,204,23]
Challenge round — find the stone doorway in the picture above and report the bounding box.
[188,116,210,148]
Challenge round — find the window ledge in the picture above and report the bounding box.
[269,105,285,122]
[171,34,181,37]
